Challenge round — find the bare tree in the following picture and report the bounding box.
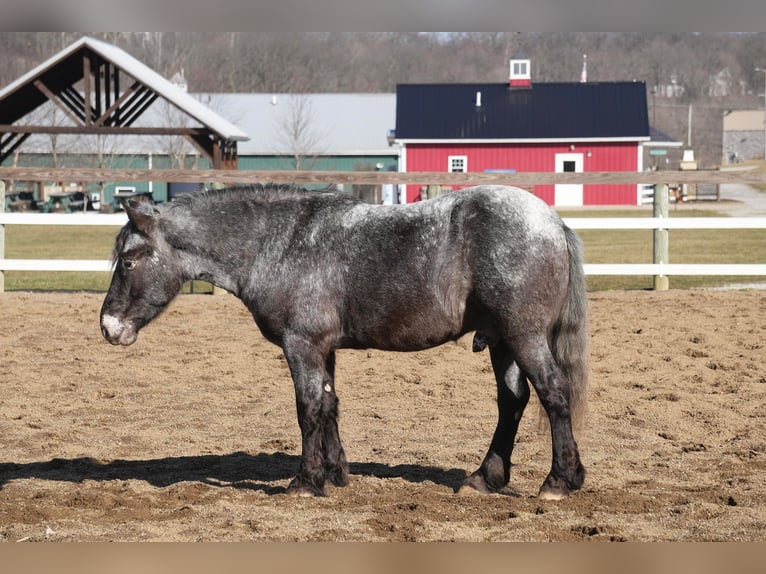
[274,94,327,170]
[151,99,200,170]
[5,32,766,169]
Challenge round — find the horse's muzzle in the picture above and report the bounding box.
[100,314,138,346]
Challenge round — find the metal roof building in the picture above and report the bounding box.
[205,93,396,156]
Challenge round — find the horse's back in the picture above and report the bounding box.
[457,185,565,240]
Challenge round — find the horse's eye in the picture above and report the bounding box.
[123,259,138,271]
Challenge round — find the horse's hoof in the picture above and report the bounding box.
[287,488,317,498]
[457,484,482,496]
[538,468,584,500]
[326,468,349,487]
[286,479,325,497]
[457,473,494,495]
[538,479,576,500]
[537,486,568,501]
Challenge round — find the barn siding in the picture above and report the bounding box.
[403,142,640,205]
[237,155,398,172]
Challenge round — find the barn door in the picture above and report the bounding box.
[554,153,584,207]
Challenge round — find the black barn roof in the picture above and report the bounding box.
[395,82,650,142]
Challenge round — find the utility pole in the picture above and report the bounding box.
[756,68,766,161]
[687,103,693,148]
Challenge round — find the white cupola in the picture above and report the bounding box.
[509,55,531,88]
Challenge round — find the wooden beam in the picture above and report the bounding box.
[93,80,141,126]
[186,133,215,165]
[113,66,120,125]
[222,140,238,170]
[59,86,87,123]
[0,167,764,186]
[103,61,111,115]
[122,93,158,127]
[212,140,222,169]
[94,55,102,120]
[83,52,92,125]
[0,133,31,164]
[0,125,213,137]
[33,80,83,126]
[106,84,150,127]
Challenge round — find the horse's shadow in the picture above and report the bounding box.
[0,452,469,495]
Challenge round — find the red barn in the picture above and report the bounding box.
[394,57,650,206]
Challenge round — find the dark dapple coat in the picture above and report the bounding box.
[100,184,588,498]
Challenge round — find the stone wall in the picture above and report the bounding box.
[722,130,764,163]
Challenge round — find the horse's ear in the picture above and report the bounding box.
[123,199,158,234]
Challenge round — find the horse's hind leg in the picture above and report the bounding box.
[322,351,349,487]
[460,342,530,494]
[513,336,585,500]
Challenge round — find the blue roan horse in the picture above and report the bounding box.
[100,184,589,499]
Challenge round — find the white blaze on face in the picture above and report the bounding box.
[101,314,124,336]
[101,314,136,345]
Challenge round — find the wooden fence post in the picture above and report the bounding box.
[653,183,669,291]
[0,179,5,293]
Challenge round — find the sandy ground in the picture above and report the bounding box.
[0,289,764,541]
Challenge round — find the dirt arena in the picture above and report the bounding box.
[0,289,764,541]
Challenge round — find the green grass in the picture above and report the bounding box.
[2,208,765,291]
[558,208,766,290]
[2,225,213,292]
[3,225,115,291]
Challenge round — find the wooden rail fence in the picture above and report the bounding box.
[2,166,766,186]
[2,169,766,293]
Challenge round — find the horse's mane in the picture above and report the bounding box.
[165,184,359,213]
[112,225,131,264]
[111,184,360,263]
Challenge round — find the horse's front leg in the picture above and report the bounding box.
[282,334,331,497]
[322,351,349,487]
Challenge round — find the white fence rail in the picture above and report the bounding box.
[0,213,127,277]
[565,217,766,230]
[1,212,765,278]
[565,216,766,277]
[0,212,128,226]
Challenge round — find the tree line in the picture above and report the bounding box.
[3,32,766,167]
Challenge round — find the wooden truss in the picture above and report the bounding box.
[0,46,238,169]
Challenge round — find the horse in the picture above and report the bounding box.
[100,184,589,500]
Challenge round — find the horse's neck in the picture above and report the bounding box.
[174,197,298,295]
[174,209,250,295]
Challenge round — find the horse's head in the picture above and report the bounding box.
[100,199,184,346]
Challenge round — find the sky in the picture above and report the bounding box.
[3,0,766,33]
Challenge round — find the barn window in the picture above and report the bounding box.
[448,155,467,173]
[509,58,531,81]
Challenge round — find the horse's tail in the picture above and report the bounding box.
[543,225,589,434]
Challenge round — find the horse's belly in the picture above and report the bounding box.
[342,256,472,351]
[342,305,466,352]
[345,331,462,353]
